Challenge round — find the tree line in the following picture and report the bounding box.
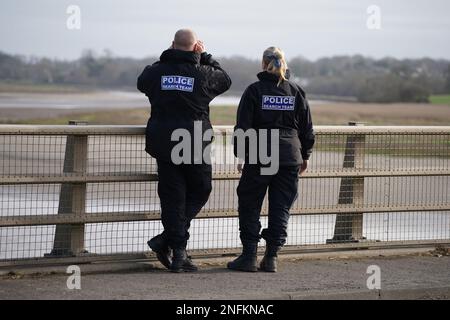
[1,50,449,103]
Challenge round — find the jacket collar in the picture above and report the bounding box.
[257,70,291,82]
[160,49,200,64]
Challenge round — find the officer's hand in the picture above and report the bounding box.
[194,40,205,53]
[300,160,308,176]
[237,163,243,173]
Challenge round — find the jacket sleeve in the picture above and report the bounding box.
[137,62,159,96]
[296,92,315,160]
[199,52,232,98]
[233,86,256,158]
[137,65,151,95]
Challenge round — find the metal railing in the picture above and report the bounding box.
[0,123,449,267]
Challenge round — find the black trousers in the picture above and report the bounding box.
[237,164,300,247]
[157,160,212,249]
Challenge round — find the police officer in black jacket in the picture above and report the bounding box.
[228,47,315,272]
[137,29,231,272]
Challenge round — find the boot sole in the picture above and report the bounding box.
[147,241,172,269]
[170,267,198,273]
[258,267,277,272]
[156,252,172,270]
[227,265,258,272]
[170,261,198,273]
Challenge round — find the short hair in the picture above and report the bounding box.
[173,29,197,50]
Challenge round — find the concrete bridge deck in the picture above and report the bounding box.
[1,248,449,300]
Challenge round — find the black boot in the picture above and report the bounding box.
[227,244,258,272]
[170,248,198,273]
[259,245,280,272]
[147,234,171,269]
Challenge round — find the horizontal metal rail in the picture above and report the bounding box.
[1,169,449,185]
[1,124,450,135]
[1,204,449,227]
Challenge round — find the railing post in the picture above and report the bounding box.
[46,120,88,256]
[327,122,366,243]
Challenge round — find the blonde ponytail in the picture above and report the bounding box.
[263,47,287,86]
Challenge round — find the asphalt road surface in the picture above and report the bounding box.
[0,251,449,300]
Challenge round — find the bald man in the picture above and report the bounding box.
[137,29,231,272]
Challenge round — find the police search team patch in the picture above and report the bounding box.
[161,75,195,92]
[262,95,295,111]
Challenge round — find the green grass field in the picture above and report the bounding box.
[429,95,450,105]
[0,82,93,94]
[3,106,237,125]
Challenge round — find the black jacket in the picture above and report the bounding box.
[137,49,232,162]
[234,71,315,166]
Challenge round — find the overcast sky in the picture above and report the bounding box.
[1,0,450,61]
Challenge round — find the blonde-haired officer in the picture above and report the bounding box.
[228,47,315,272]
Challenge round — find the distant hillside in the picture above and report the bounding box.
[1,50,449,103]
